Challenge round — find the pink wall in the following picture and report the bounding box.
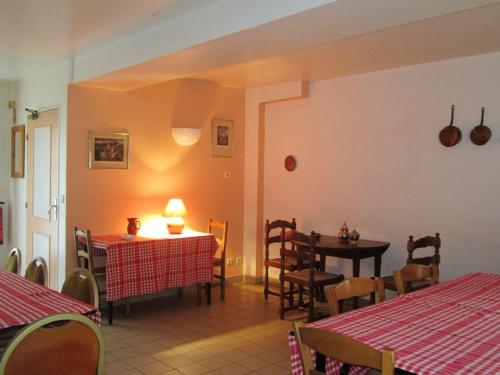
[67,79,245,277]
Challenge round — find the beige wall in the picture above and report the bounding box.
[257,52,500,282]
[67,79,245,277]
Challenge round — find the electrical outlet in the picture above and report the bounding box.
[235,257,242,264]
[226,258,233,265]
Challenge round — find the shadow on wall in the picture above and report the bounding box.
[132,79,220,172]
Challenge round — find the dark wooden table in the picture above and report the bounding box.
[316,235,390,277]
[316,235,390,308]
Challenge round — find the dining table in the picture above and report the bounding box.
[289,272,500,375]
[91,230,218,324]
[0,267,100,356]
[316,235,390,278]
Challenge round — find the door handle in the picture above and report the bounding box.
[48,198,58,220]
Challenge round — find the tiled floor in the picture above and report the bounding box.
[102,284,306,375]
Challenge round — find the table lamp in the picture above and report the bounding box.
[163,198,187,234]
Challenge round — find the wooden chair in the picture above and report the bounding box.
[394,263,438,295]
[0,312,105,375]
[24,257,48,286]
[208,219,228,300]
[327,277,384,315]
[61,268,100,309]
[293,321,395,375]
[73,227,112,320]
[264,218,297,300]
[4,248,21,274]
[382,233,441,292]
[280,230,344,322]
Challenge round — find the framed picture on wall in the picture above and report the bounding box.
[88,131,129,169]
[211,119,233,157]
[11,124,25,178]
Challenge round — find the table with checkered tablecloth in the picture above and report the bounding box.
[91,230,218,302]
[0,267,101,331]
[289,272,500,375]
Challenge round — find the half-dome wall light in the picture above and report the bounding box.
[171,128,202,146]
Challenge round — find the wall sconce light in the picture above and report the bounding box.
[163,198,187,234]
[171,128,202,146]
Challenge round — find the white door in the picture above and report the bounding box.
[26,108,59,288]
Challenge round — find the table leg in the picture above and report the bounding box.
[206,282,212,305]
[352,258,361,309]
[320,254,326,272]
[196,284,202,305]
[108,301,113,325]
[371,254,383,304]
[177,287,183,299]
[374,254,382,277]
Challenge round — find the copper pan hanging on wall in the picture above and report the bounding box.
[470,107,492,146]
[439,105,462,147]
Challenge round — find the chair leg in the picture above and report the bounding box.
[308,287,315,323]
[177,287,183,299]
[206,282,212,305]
[288,282,294,307]
[125,298,130,318]
[279,274,285,320]
[264,263,269,300]
[108,301,113,325]
[221,265,225,301]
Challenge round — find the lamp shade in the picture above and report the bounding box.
[163,198,187,217]
[163,199,187,234]
[171,128,202,146]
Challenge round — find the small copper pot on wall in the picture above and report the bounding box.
[439,105,462,147]
[470,107,492,146]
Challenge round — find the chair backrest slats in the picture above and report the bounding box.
[294,321,395,375]
[394,263,438,295]
[208,219,228,260]
[327,277,384,315]
[74,226,95,273]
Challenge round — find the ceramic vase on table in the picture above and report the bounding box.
[127,217,141,235]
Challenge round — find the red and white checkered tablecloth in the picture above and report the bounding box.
[0,268,101,330]
[91,231,218,301]
[289,273,500,375]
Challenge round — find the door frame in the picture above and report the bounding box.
[25,105,65,288]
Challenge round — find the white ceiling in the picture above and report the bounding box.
[0,0,221,79]
[2,0,500,88]
[77,0,500,91]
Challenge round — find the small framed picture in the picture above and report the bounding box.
[212,119,233,157]
[88,131,129,169]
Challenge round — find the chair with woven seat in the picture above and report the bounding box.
[74,227,112,320]
[0,312,105,375]
[293,321,395,375]
[4,248,21,274]
[280,230,344,322]
[382,233,441,292]
[208,219,228,300]
[394,263,438,295]
[327,277,384,315]
[61,268,100,309]
[24,257,48,286]
[264,218,297,301]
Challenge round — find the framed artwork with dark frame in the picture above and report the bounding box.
[211,119,233,157]
[11,125,25,178]
[88,131,129,169]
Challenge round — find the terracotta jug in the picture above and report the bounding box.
[127,217,141,235]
